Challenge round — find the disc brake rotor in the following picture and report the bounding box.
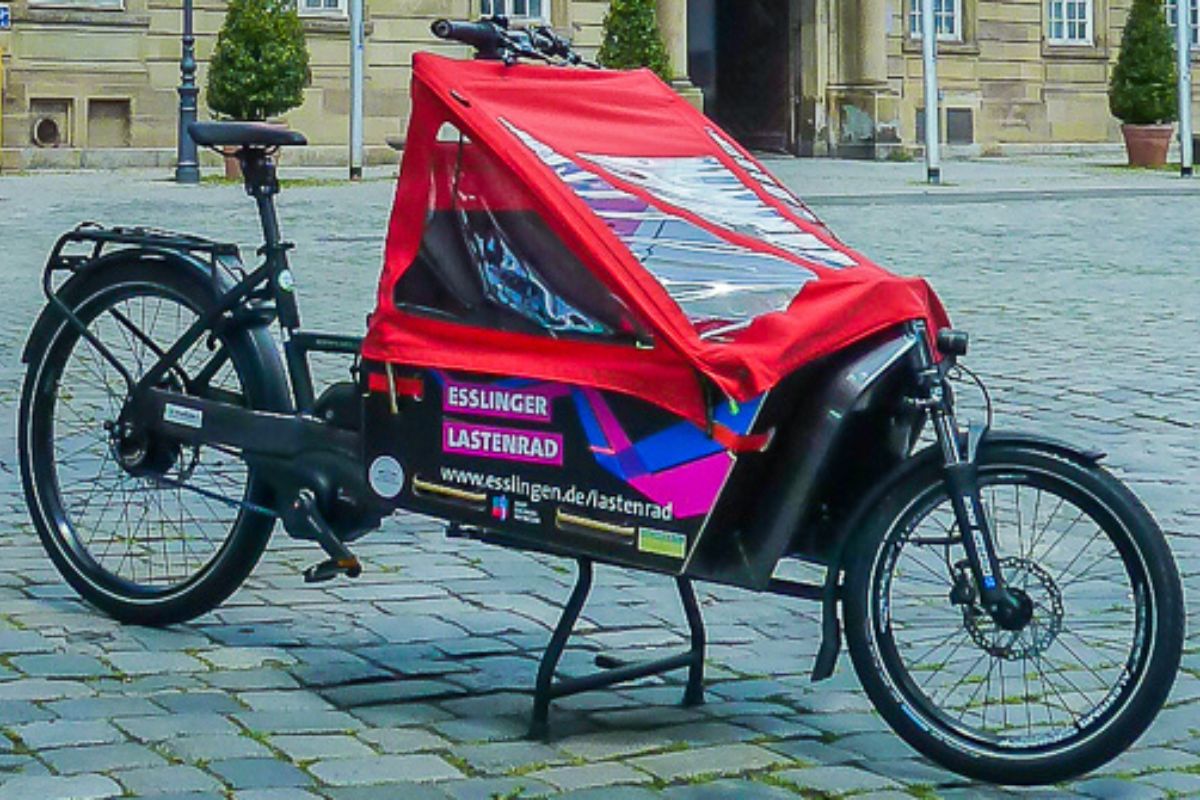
[961,557,1063,661]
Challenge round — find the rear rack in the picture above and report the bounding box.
[45,222,240,275]
[40,222,249,392]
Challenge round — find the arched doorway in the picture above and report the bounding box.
[687,0,800,153]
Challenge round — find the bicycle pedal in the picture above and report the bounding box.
[303,557,362,584]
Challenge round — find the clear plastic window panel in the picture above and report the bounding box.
[502,120,835,339]
[393,130,645,343]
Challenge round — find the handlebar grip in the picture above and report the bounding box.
[528,25,569,58]
[431,18,503,51]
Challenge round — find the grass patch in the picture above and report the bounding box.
[441,752,479,778]
[1092,161,1180,172]
[491,787,534,800]
[0,614,29,631]
[0,729,29,756]
[240,728,273,748]
[198,174,390,188]
[757,770,836,798]
[506,761,555,778]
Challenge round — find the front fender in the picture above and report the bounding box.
[811,426,1105,681]
[979,430,1105,465]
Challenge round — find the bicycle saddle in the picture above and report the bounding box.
[188,121,308,149]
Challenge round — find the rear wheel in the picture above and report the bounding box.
[844,442,1183,785]
[19,261,278,625]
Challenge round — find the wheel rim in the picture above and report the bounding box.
[869,465,1153,756]
[31,282,252,599]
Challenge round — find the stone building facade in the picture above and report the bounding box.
[0,0,1194,167]
[688,0,1198,156]
[0,0,625,166]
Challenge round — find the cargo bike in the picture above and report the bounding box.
[18,17,1183,785]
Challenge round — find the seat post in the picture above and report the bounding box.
[237,146,314,410]
[239,148,283,252]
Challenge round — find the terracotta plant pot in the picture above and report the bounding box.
[222,146,242,180]
[1121,123,1174,168]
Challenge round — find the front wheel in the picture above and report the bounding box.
[844,441,1183,785]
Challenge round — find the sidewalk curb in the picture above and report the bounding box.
[803,185,1200,206]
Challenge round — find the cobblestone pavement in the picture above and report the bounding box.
[0,160,1197,799]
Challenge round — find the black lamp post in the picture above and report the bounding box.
[175,0,200,184]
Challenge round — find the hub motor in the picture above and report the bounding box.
[110,417,184,479]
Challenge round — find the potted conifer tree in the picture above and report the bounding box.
[206,0,309,177]
[1109,0,1178,167]
[597,0,672,81]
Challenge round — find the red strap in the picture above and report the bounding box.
[367,372,425,400]
[710,423,774,453]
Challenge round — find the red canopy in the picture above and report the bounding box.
[362,53,948,426]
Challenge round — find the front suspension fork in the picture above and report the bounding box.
[932,410,1015,615]
[914,325,1024,627]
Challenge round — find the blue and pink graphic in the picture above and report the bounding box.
[572,388,763,519]
[432,372,764,520]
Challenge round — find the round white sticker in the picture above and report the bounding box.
[277,269,295,293]
[368,456,405,499]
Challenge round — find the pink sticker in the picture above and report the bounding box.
[443,420,564,466]
[443,379,554,423]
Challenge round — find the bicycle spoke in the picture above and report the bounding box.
[48,289,250,591]
[879,475,1143,752]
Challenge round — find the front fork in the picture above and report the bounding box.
[914,324,1028,630]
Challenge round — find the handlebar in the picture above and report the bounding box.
[431,16,592,67]
[430,19,505,53]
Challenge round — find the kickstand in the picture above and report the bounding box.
[529,557,706,740]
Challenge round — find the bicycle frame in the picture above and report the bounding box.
[37,146,1029,653]
[18,41,1181,775]
[42,149,357,419]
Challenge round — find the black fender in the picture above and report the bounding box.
[21,246,292,415]
[977,430,1106,466]
[810,428,1104,681]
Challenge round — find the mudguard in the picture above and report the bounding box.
[978,430,1106,465]
[21,245,292,415]
[810,428,1106,681]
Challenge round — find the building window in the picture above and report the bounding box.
[1047,0,1093,45]
[27,0,123,9]
[481,0,548,21]
[909,0,963,41]
[298,0,346,17]
[1167,0,1200,48]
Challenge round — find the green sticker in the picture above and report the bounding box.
[638,528,687,559]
